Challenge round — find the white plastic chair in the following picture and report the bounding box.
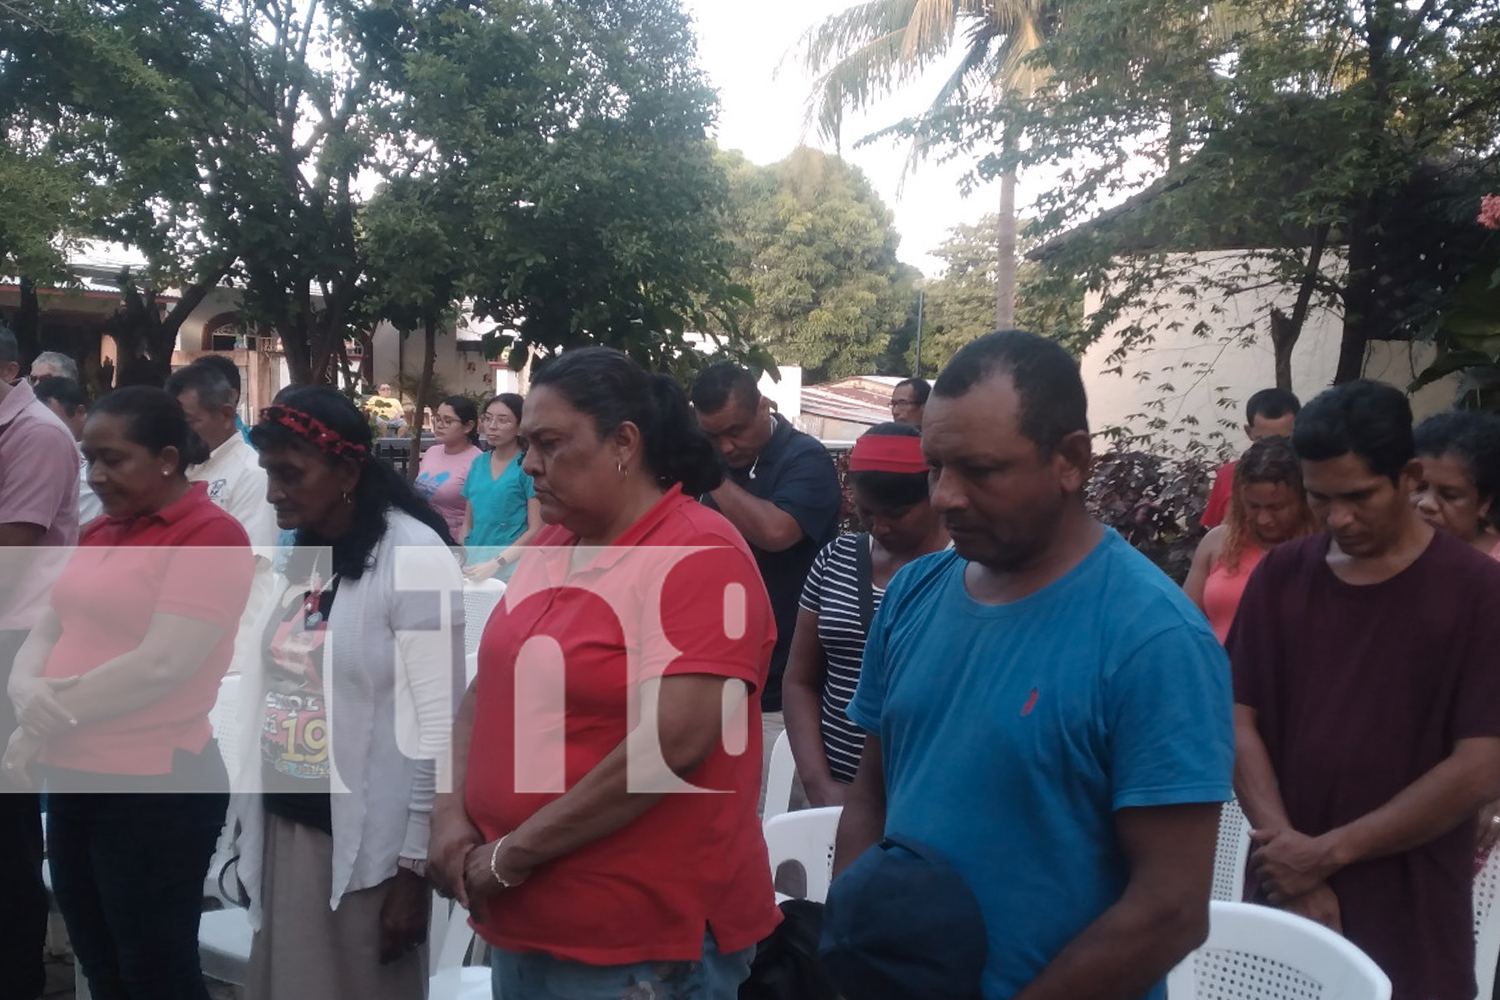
[462,579,506,658]
[1474,844,1500,1000]
[763,806,843,904]
[1167,901,1391,1000]
[204,675,243,908]
[1211,799,1252,903]
[428,897,491,999]
[198,906,252,985]
[762,729,795,822]
[200,891,486,991]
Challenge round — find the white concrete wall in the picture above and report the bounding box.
[370,320,500,400]
[1080,250,1460,452]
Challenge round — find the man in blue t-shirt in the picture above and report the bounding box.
[838,331,1234,1000]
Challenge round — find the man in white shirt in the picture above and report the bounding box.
[32,376,103,525]
[167,363,278,678]
[166,364,278,547]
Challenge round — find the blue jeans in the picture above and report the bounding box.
[490,930,755,1000]
[44,748,228,1000]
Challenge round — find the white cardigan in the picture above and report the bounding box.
[231,508,465,918]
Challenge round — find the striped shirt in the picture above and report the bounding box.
[798,533,883,784]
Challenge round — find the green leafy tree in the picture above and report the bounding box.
[350,0,761,381]
[932,0,1500,394]
[720,147,916,382]
[915,212,1082,372]
[798,0,1062,330]
[0,0,759,387]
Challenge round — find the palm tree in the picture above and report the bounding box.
[798,0,1059,330]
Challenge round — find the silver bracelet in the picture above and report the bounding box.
[489,835,514,888]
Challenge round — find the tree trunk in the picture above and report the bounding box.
[996,169,1018,330]
[1270,225,1331,392]
[1336,206,1376,384]
[112,272,224,387]
[1269,310,1297,392]
[15,279,40,365]
[409,316,437,483]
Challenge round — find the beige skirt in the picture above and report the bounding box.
[245,813,428,1000]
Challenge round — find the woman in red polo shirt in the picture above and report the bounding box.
[3,386,253,1000]
[430,347,781,999]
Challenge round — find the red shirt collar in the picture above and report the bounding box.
[535,485,696,576]
[100,480,213,529]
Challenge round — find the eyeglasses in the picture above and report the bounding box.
[431,415,459,427]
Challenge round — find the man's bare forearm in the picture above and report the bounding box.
[833,736,886,877]
[1011,885,1207,1000]
[708,479,802,552]
[1233,706,1292,833]
[1324,737,1500,867]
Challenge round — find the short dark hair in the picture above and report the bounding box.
[90,386,211,471]
[894,377,931,405]
[165,364,235,411]
[1246,387,1301,425]
[931,330,1088,454]
[0,323,17,366]
[188,354,241,395]
[1414,410,1500,502]
[32,375,87,416]
[848,422,929,509]
[1292,380,1413,482]
[690,362,760,415]
[534,347,723,496]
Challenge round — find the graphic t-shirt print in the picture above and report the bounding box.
[261,582,335,785]
[415,470,450,501]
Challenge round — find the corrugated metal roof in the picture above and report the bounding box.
[801,383,889,427]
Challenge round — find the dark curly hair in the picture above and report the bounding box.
[1414,410,1500,503]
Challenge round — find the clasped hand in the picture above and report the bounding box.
[12,675,79,739]
[1250,828,1338,903]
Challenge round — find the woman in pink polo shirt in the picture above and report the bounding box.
[429,347,781,999]
[3,386,254,1000]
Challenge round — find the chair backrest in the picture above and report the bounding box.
[462,580,506,657]
[1475,846,1500,1000]
[763,729,795,821]
[1211,799,1252,903]
[1167,901,1391,1000]
[429,894,478,973]
[763,806,843,904]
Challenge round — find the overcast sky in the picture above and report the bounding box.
[681,0,1003,278]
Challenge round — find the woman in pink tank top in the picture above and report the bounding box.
[1184,436,1316,642]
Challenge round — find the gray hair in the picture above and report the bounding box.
[164,363,234,411]
[31,351,78,381]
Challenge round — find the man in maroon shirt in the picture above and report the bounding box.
[1201,388,1300,528]
[1230,380,1500,1000]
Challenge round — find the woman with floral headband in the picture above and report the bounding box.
[232,386,465,1000]
[782,423,949,806]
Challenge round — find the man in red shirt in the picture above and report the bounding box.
[1201,388,1301,528]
